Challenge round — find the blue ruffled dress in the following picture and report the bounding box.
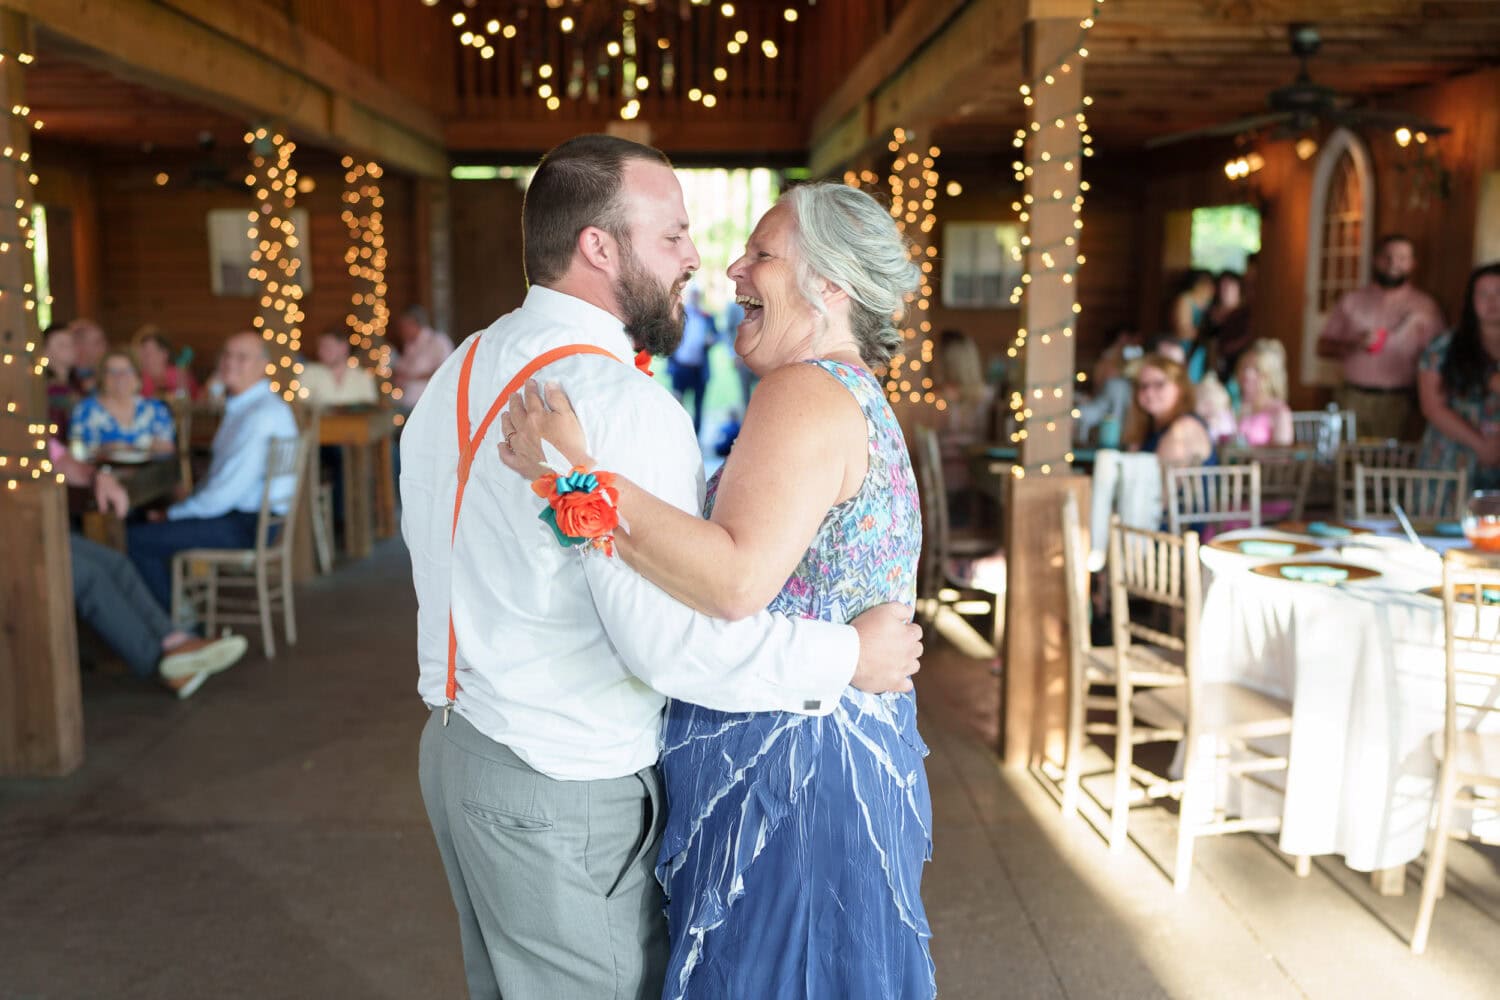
[656,360,935,1000]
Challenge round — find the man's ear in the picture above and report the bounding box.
[578,225,616,274]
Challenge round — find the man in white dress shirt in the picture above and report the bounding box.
[127,332,298,611]
[402,134,923,999]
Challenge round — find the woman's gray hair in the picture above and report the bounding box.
[784,182,921,367]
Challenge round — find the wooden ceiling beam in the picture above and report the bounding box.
[808,0,1037,178]
[444,118,810,160]
[11,0,447,178]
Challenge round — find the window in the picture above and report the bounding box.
[1189,204,1260,273]
[941,221,1023,309]
[1302,129,1374,386]
[207,207,311,297]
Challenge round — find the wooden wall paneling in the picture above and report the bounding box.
[449,179,528,341]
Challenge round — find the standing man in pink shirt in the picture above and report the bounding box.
[1316,234,1446,440]
[392,305,456,411]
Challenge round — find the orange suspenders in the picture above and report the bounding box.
[443,337,621,721]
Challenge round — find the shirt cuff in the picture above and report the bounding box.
[761,620,858,717]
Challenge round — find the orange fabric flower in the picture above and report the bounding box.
[553,487,620,540]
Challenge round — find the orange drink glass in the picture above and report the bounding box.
[1463,491,1500,552]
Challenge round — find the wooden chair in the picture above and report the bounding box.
[1164,464,1261,536]
[1059,498,1186,821]
[1108,520,1299,889]
[914,426,1003,647]
[166,396,195,493]
[1291,408,1353,461]
[1411,549,1500,954]
[1335,441,1422,521]
[1352,466,1468,522]
[170,431,314,658]
[292,404,334,575]
[1221,447,1313,523]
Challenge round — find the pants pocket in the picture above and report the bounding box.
[599,770,662,900]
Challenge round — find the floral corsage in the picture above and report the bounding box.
[531,465,620,556]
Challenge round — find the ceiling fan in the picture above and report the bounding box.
[1144,23,1450,149]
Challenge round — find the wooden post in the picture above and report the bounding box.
[415,176,454,336]
[0,8,83,777]
[1001,13,1088,767]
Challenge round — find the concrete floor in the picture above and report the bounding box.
[3,542,1498,998]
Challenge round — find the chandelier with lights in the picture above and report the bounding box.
[425,0,815,119]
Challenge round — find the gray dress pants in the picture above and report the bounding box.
[418,709,667,1000]
[71,533,171,678]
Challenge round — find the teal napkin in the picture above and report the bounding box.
[1279,564,1349,584]
[1306,521,1352,538]
[1239,540,1298,557]
[1433,521,1464,537]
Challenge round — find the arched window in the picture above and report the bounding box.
[1302,128,1374,386]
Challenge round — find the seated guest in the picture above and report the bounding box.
[127,332,299,610]
[1090,322,1145,387]
[42,322,83,438]
[1125,353,1214,468]
[1194,372,1238,445]
[69,317,109,394]
[1417,262,1500,490]
[1193,270,1243,383]
[391,305,454,411]
[1234,338,1294,447]
[134,325,201,400]
[934,329,996,527]
[49,440,249,697]
[68,350,175,457]
[300,329,378,408]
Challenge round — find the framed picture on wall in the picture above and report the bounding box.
[941,221,1022,309]
[206,208,312,297]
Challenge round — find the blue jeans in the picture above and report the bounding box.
[127,512,260,612]
[71,534,173,678]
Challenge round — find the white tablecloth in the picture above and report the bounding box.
[1196,528,1500,871]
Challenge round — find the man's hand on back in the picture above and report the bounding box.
[850,602,923,694]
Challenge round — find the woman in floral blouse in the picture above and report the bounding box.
[69,350,176,456]
[1417,262,1500,489]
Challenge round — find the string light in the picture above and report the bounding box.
[0,46,51,490]
[341,157,395,399]
[845,127,948,411]
[429,0,815,118]
[1006,0,1103,477]
[245,127,306,402]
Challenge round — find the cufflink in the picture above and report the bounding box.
[803,700,821,711]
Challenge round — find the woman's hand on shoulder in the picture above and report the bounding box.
[498,379,591,479]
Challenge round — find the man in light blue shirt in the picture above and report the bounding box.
[128,332,299,610]
[667,284,716,432]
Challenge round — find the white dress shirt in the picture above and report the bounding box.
[401,286,858,781]
[169,380,298,520]
[300,361,378,408]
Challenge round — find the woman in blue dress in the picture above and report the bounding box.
[503,182,934,999]
[69,350,176,456]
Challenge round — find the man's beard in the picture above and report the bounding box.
[1372,269,1409,289]
[615,244,685,356]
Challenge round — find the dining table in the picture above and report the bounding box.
[1193,521,1500,894]
[72,454,180,551]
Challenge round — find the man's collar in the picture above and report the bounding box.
[225,379,271,411]
[523,285,633,360]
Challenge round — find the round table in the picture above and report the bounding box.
[1195,526,1500,875]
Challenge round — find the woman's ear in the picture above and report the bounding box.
[819,279,849,309]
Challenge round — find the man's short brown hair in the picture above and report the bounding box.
[522,134,671,286]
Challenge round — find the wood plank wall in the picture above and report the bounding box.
[1122,67,1498,409]
[279,0,456,116]
[34,147,421,376]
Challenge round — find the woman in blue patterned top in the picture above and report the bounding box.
[1417,262,1500,490]
[502,183,934,999]
[69,350,176,456]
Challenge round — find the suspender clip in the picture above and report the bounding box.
[442,703,452,727]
